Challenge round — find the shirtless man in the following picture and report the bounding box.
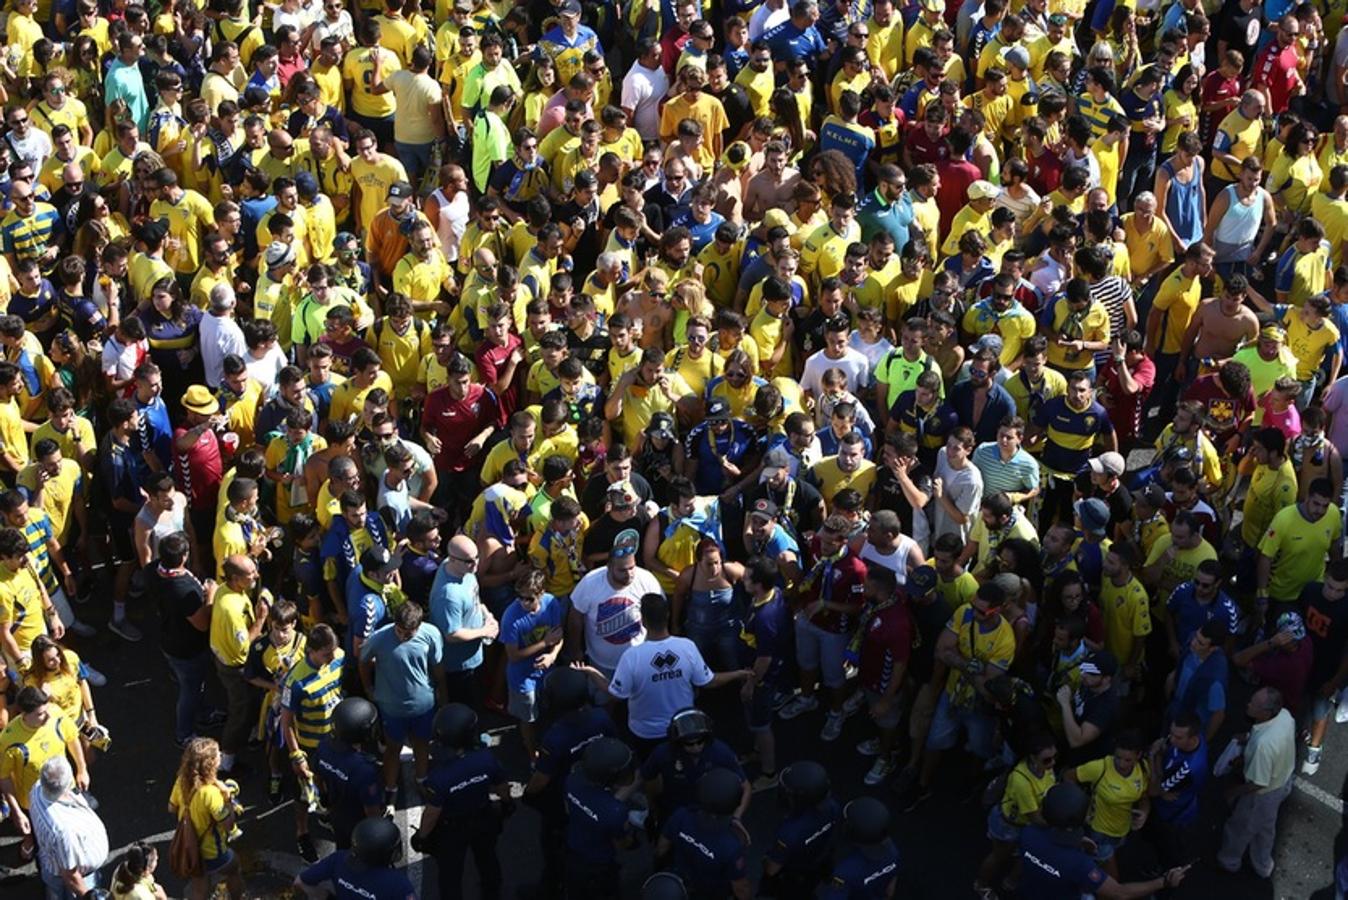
[617,269,675,350]
[1176,274,1260,381]
[743,140,801,222]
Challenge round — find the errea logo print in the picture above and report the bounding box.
[651,649,684,682]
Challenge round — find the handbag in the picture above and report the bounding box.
[168,800,203,880]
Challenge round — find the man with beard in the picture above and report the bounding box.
[366,180,431,294]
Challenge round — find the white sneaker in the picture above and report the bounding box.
[1302,745,1323,775]
[820,712,844,742]
[842,692,864,718]
[778,694,819,721]
[864,757,896,786]
[856,738,881,757]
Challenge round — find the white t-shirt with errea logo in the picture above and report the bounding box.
[608,636,713,739]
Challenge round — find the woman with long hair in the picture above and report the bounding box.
[168,738,244,900]
[23,635,95,727]
[72,188,131,260]
[1105,6,1140,84]
[1268,120,1324,221]
[770,86,806,161]
[49,331,107,416]
[111,841,167,899]
[67,35,104,120]
[135,278,203,410]
[514,55,557,133]
[673,538,746,671]
[805,150,857,207]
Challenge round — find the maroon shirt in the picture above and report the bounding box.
[1250,638,1313,717]
[804,537,868,635]
[422,383,498,473]
[1184,373,1256,447]
[475,332,524,425]
[1251,42,1300,114]
[1200,72,1241,147]
[904,123,949,166]
[1098,355,1156,446]
[935,157,981,242]
[859,602,913,693]
[1025,145,1064,196]
[172,426,222,510]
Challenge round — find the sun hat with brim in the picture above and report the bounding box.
[182,385,219,416]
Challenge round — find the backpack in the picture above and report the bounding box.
[168,792,203,880]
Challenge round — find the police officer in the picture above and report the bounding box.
[761,761,839,898]
[564,736,640,900]
[1018,784,1190,899]
[656,768,753,900]
[820,797,900,899]
[412,704,512,900]
[294,816,416,900]
[315,697,384,850]
[642,872,690,900]
[642,708,747,828]
[524,667,618,897]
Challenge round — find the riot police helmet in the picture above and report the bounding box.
[641,872,690,900]
[697,768,743,817]
[332,697,379,745]
[580,736,635,788]
[842,796,891,846]
[351,816,403,868]
[1041,783,1091,830]
[667,707,713,746]
[541,666,590,714]
[779,760,830,809]
[432,703,480,750]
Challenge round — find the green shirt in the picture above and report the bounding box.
[471,109,511,193]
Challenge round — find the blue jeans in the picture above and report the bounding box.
[395,140,433,188]
[164,650,210,743]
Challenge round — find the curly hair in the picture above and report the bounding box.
[806,150,857,203]
[175,737,221,801]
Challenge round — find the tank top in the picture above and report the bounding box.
[429,187,469,262]
[1211,184,1264,264]
[685,585,736,630]
[135,497,185,562]
[1160,157,1203,248]
[860,535,919,586]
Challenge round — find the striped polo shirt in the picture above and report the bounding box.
[0,203,60,262]
[282,650,345,751]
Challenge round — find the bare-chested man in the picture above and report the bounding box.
[743,140,802,222]
[1176,274,1260,381]
[618,269,675,350]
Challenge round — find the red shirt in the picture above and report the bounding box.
[1252,42,1300,114]
[859,602,913,693]
[475,333,524,425]
[804,538,868,635]
[935,158,981,241]
[1098,355,1155,445]
[1026,146,1064,196]
[660,27,691,76]
[904,123,949,167]
[1200,71,1241,146]
[1250,638,1313,717]
[172,426,222,510]
[422,383,498,473]
[1183,373,1256,446]
[277,53,307,89]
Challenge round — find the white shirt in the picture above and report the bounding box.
[749,0,790,40]
[860,536,920,585]
[569,565,661,672]
[800,347,872,398]
[432,187,470,261]
[7,127,52,172]
[100,335,145,383]
[309,10,354,51]
[28,786,108,879]
[933,447,984,545]
[244,344,288,389]
[849,333,894,373]
[608,635,713,739]
[200,311,248,388]
[620,62,670,143]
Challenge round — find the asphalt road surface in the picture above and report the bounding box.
[1,579,1343,900]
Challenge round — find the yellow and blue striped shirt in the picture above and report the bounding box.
[281,650,345,750]
[0,203,60,262]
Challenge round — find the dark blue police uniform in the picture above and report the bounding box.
[1017,824,1109,899]
[532,707,617,889]
[764,797,840,898]
[423,748,508,900]
[662,806,750,899]
[820,841,900,899]
[314,739,382,849]
[563,771,634,899]
[298,850,417,900]
[641,738,744,819]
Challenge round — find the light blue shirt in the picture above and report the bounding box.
[428,566,486,673]
[358,622,443,717]
[105,59,149,131]
[972,442,1041,499]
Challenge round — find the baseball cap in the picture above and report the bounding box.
[918,0,942,10]
[1259,324,1286,343]
[970,333,1004,356]
[1088,451,1126,478]
[387,180,413,200]
[360,545,403,577]
[1049,12,1068,25]
[1074,497,1111,536]
[645,412,676,441]
[612,528,640,558]
[294,171,319,199]
[1004,46,1031,70]
[607,480,637,509]
[761,208,796,236]
[1080,650,1118,678]
[264,241,296,268]
[706,398,731,421]
[560,0,582,15]
[968,180,999,201]
[1277,611,1307,641]
[1139,483,1168,509]
[749,498,778,521]
[760,446,792,479]
[334,232,359,252]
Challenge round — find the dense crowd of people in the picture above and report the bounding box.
[0,0,1347,896]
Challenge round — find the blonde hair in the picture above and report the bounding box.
[175,737,221,801]
[672,279,712,317]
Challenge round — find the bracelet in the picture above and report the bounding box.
[289,750,307,762]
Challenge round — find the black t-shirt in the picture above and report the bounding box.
[907,594,953,685]
[1064,684,1119,767]
[580,471,654,520]
[711,84,754,146]
[872,463,933,537]
[1218,1,1261,64]
[566,324,612,380]
[152,568,208,659]
[1303,583,1348,687]
[1095,484,1134,537]
[556,197,601,277]
[743,478,826,543]
[582,508,653,560]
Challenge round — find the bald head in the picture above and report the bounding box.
[448,535,476,557]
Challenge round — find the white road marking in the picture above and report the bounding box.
[1293,777,1344,815]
